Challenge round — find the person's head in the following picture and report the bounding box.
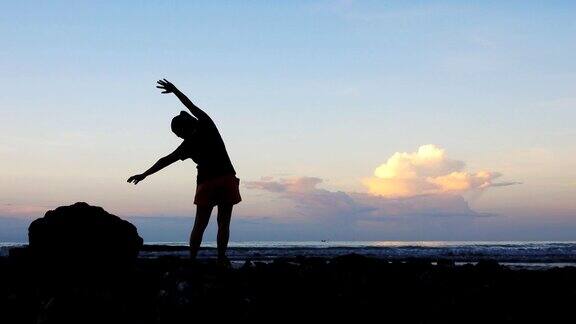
[171,111,198,139]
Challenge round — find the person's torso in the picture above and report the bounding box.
[180,119,235,183]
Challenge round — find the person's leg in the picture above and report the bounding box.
[189,204,214,259]
[216,204,233,260]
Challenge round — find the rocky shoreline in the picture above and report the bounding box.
[2,252,576,323]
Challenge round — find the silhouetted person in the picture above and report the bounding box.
[128,79,241,264]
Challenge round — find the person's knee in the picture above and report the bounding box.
[217,205,232,224]
[192,221,209,235]
[217,220,231,231]
[195,205,213,224]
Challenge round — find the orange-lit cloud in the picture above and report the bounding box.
[364,145,518,198]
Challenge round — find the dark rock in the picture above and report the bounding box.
[241,260,254,270]
[297,256,328,267]
[476,259,501,271]
[25,203,150,324]
[331,253,381,269]
[28,202,143,272]
[437,259,456,267]
[405,258,433,267]
[7,246,30,260]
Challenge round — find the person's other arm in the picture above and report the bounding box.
[127,150,180,185]
[156,79,210,120]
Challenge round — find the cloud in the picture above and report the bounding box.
[243,144,520,240]
[246,177,325,193]
[245,144,519,224]
[364,145,518,198]
[245,176,478,222]
[489,181,523,187]
[246,177,371,221]
[0,203,50,217]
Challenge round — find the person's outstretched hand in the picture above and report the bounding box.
[156,79,177,94]
[127,174,146,185]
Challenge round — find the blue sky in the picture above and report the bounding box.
[1,1,575,241]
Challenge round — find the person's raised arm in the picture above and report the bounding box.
[156,79,210,120]
[127,149,181,185]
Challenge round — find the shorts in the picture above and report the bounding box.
[194,174,242,206]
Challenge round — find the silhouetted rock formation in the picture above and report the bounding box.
[24,202,148,324]
[28,202,143,270]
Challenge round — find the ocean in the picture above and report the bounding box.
[6,241,575,268]
[3,241,576,268]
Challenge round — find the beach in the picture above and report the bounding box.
[2,243,576,323]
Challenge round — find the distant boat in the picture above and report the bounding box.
[321,240,327,243]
